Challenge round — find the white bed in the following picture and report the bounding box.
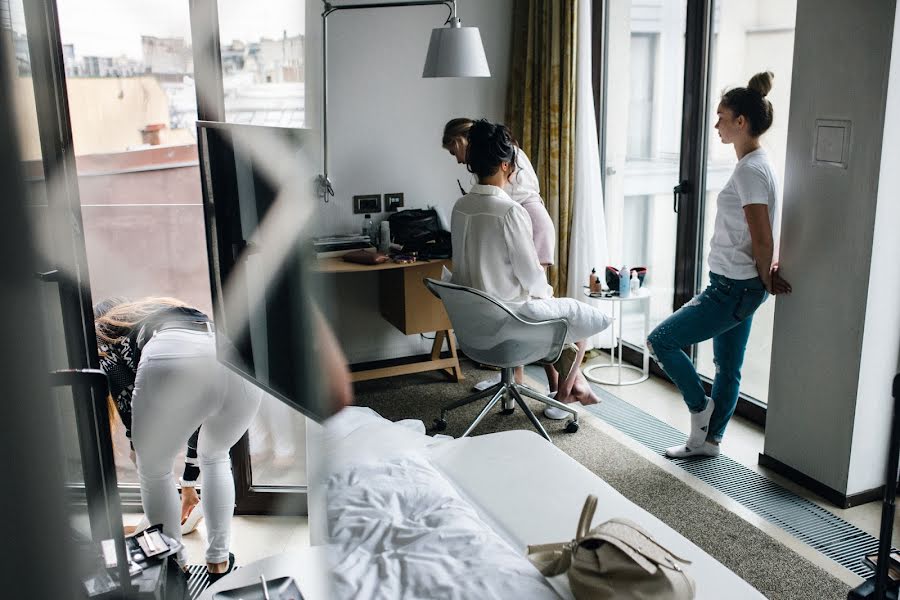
[314,407,764,600]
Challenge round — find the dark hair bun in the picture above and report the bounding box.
[465,119,517,181]
[748,71,774,97]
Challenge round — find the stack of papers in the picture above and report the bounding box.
[313,234,372,255]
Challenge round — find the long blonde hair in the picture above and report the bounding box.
[93,296,191,432]
[94,296,190,345]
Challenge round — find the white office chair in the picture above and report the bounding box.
[424,278,579,442]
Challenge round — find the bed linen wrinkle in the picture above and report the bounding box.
[327,456,560,599]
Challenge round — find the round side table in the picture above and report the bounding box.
[583,288,651,386]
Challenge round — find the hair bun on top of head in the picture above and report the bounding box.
[466,119,517,179]
[748,71,774,97]
[467,118,497,141]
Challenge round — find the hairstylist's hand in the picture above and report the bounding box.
[181,486,200,524]
[769,264,792,295]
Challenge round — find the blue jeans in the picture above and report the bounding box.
[647,273,768,442]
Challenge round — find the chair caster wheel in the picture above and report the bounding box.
[499,408,515,416]
[432,418,448,432]
[565,420,579,433]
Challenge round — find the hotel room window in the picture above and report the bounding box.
[217,0,305,128]
[54,0,205,488]
[604,1,685,347]
[51,0,309,492]
[215,0,309,489]
[696,0,797,404]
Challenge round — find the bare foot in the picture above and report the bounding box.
[558,372,600,405]
[571,381,600,405]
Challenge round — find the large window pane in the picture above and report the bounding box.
[697,0,796,403]
[216,0,308,486]
[56,1,206,485]
[55,0,309,491]
[604,0,686,346]
[217,0,305,128]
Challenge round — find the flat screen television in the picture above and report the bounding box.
[197,120,327,421]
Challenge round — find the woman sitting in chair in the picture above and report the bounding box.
[449,119,610,411]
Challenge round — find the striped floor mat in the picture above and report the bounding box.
[184,564,240,599]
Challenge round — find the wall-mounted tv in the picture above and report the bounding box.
[197,120,326,421]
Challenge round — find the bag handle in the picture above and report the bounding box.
[576,495,599,540]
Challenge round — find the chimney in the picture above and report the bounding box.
[140,123,165,146]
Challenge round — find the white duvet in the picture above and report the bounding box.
[323,408,560,600]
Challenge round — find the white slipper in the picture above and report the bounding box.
[181,503,204,535]
[543,406,570,420]
[664,442,721,459]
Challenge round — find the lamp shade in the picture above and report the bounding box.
[422,25,490,78]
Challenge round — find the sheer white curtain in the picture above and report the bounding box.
[567,0,611,349]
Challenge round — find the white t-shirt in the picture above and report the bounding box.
[707,148,779,280]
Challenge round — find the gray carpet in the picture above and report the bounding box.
[353,360,852,600]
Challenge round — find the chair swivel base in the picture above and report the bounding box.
[432,367,579,443]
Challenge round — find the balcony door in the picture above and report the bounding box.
[600,0,797,416]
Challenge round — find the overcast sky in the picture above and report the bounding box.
[10,0,306,59]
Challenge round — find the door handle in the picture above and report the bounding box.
[673,180,692,213]
[36,269,60,282]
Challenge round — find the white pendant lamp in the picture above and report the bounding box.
[422,17,490,78]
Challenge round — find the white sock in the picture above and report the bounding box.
[687,398,715,448]
[665,442,721,459]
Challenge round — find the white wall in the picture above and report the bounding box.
[307,0,513,363]
[764,0,898,497]
[847,1,900,494]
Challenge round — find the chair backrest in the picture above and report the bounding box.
[424,278,568,369]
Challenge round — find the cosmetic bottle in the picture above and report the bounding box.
[619,265,630,298]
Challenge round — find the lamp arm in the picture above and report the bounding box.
[317,0,456,202]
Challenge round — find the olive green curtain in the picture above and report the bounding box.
[506,0,577,296]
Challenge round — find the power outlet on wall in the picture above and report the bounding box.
[353,194,382,214]
[384,192,404,212]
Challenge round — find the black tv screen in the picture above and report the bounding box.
[197,120,326,422]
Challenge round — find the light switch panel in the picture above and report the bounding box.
[814,119,851,168]
[384,192,404,212]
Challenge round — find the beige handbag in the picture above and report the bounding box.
[527,495,696,599]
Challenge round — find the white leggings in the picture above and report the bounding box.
[131,329,261,564]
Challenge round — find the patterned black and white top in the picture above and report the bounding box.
[97,305,210,485]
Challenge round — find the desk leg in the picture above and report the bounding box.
[431,329,463,382]
[446,330,463,381]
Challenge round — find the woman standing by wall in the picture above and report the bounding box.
[647,72,792,458]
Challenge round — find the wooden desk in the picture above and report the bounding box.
[315,257,462,383]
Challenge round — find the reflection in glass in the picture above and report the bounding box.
[696,0,797,403]
[249,392,307,486]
